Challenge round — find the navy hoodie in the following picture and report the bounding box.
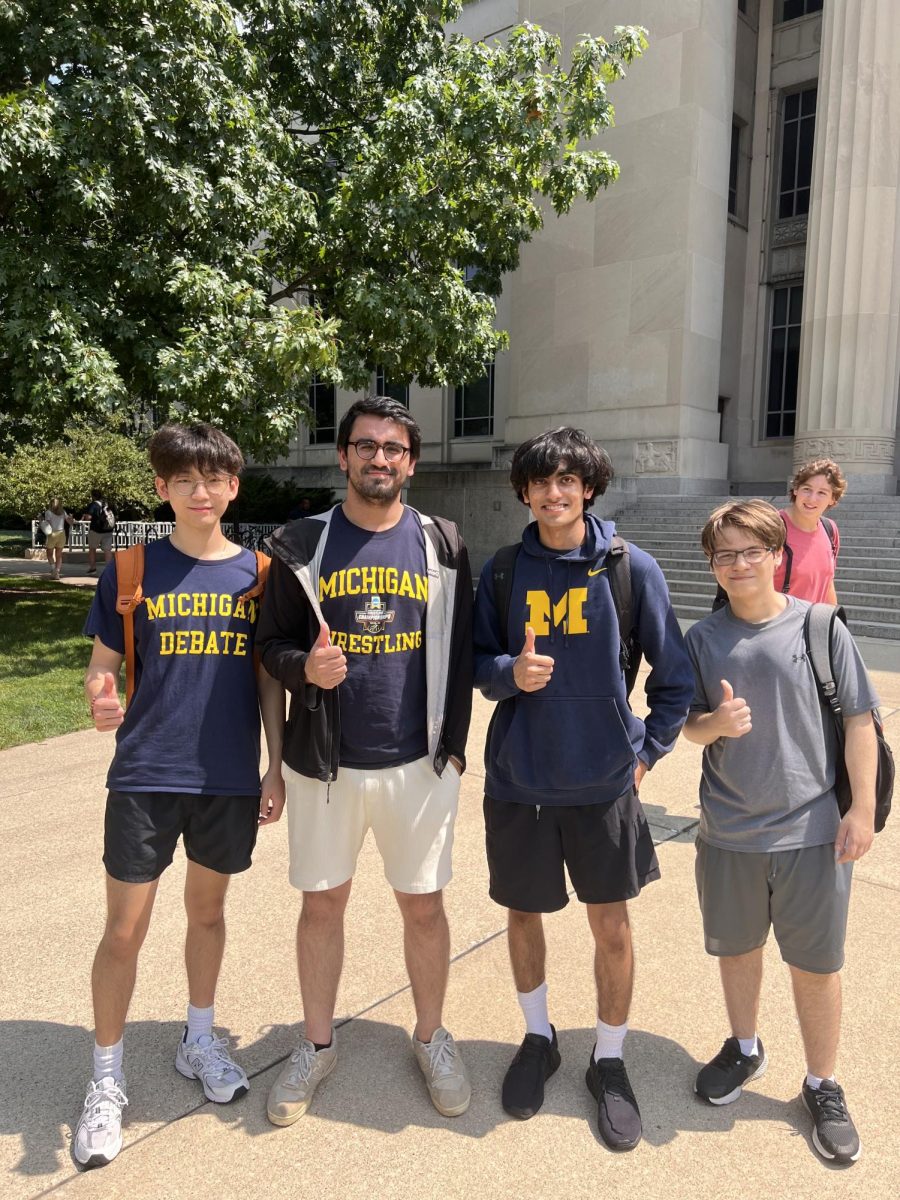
[473,514,694,806]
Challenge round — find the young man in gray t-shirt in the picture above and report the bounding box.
[683,499,878,1166]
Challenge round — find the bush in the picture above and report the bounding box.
[0,422,157,521]
[226,474,334,524]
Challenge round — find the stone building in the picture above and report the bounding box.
[271,0,900,560]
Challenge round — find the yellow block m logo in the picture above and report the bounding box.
[524,588,588,636]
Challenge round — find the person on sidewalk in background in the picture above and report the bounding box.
[775,458,846,603]
[41,498,73,579]
[257,396,473,1127]
[81,488,116,574]
[683,499,877,1165]
[473,427,694,1150]
[73,423,285,1170]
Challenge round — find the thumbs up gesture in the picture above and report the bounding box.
[304,622,347,690]
[513,625,555,693]
[715,678,752,738]
[86,669,125,732]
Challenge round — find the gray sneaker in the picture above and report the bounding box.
[412,1026,471,1117]
[267,1034,337,1126]
[73,1076,128,1168]
[175,1030,249,1103]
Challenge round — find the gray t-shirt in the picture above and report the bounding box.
[684,597,879,852]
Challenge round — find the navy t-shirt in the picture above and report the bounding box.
[84,540,262,795]
[319,507,428,768]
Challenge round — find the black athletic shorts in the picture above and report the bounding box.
[484,789,660,912]
[104,791,260,884]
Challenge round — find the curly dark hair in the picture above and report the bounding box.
[509,427,613,510]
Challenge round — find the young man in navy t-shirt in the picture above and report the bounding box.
[73,424,285,1170]
[257,397,473,1125]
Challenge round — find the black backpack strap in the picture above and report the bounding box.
[491,543,521,651]
[605,536,632,652]
[779,513,793,593]
[820,515,838,558]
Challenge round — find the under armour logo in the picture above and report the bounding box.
[792,652,807,664]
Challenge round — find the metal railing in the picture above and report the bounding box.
[32,520,279,553]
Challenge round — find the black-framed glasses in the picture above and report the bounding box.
[170,475,233,496]
[710,546,775,567]
[346,439,410,462]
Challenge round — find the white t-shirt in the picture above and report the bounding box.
[43,509,68,533]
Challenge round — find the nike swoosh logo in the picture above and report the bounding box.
[587,566,607,577]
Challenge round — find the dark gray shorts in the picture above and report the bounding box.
[695,840,853,974]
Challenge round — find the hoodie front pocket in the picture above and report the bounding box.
[491,695,637,794]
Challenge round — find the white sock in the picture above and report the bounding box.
[593,1019,627,1062]
[94,1038,124,1083]
[806,1072,835,1090]
[517,982,552,1041]
[738,1035,758,1058]
[186,1003,214,1045]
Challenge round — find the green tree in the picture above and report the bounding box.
[0,423,158,521]
[1,2,646,459]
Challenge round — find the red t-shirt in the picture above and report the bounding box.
[773,510,839,602]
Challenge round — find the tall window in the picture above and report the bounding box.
[453,363,494,438]
[766,285,803,439]
[779,87,816,219]
[728,123,741,217]
[308,375,336,444]
[374,367,409,407]
[778,0,822,23]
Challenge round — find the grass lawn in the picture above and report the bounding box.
[0,573,96,749]
[0,529,32,557]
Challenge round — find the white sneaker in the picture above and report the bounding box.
[73,1076,128,1168]
[412,1027,471,1117]
[175,1030,249,1102]
[267,1034,337,1126]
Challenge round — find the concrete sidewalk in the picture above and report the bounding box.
[1,674,899,1200]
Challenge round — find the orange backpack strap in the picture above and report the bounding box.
[238,550,270,672]
[238,549,270,603]
[114,545,145,707]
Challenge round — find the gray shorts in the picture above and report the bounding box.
[88,530,113,552]
[695,840,852,974]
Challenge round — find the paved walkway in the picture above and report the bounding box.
[1,562,899,1198]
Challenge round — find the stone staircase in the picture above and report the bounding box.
[609,494,900,641]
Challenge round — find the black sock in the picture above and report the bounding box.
[313,1038,332,1053]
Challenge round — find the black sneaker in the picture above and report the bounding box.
[502,1027,561,1119]
[801,1079,861,1163]
[585,1055,642,1151]
[695,1037,767,1105]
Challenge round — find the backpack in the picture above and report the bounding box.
[97,502,116,533]
[491,536,642,698]
[712,513,837,611]
[804,603,894,833]
[114,545,270,706]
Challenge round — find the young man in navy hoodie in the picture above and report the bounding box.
[474,427,693,1150]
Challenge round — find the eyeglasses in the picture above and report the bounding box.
[170,476,233,497]
[346,439,410,462]
[710,546,774,567]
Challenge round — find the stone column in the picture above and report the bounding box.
[793,0,900,493]
[500,0,737,494]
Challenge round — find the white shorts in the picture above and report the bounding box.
[284,756,461,894]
